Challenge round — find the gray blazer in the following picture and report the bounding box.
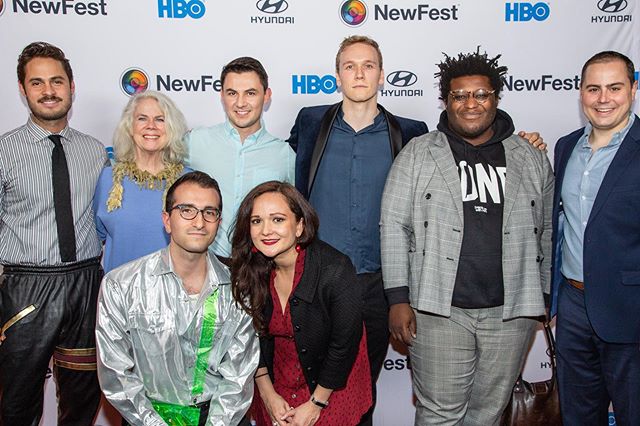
[380,131,554,320]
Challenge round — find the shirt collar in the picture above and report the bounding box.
[580,113,635,149]
[26,116,71,142]
[223,118,267,146]
[152,247,226,293]
[335,106,387,133]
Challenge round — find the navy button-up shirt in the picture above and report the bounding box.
[309,110,392,274]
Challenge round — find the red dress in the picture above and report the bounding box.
[253,249,372,426]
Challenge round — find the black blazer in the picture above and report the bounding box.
[287,102,429,199]
[258,239,362,391]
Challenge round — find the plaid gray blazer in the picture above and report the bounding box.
[380,130,554,320]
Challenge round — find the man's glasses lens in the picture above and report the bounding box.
[449,89,495,104]
[171,204,221,222]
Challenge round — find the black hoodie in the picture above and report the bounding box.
[437,109,515,309]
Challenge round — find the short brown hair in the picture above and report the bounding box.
[17,42,73,86]
[581,51,636,87]
[335,35,383,72]
[221,56,269,91]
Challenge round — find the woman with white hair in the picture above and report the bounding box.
[93,91,191,272]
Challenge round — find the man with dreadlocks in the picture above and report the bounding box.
[380,48,553,425]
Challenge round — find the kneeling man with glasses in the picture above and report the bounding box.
[96,171,258,426]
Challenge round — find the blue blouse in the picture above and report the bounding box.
[93,165,191,272]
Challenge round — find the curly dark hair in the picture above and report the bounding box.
[435,47,508,102]
[230,181,319,335]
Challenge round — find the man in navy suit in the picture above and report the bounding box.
[287,35,428,424]
[551,51,639,426]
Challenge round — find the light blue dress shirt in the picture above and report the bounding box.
[186,120,295,257]
[561,114,635,281]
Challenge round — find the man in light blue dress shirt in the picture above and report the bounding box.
[186,57,295,260]
[551,51,640,426]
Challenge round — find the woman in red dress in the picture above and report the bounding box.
[231,181,371,426]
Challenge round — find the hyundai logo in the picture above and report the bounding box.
[597,0,627,12]
[256,0,288,14]
[387,71,418,87]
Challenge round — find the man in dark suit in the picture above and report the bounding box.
[551,50,639,426]
[287,35,428,424]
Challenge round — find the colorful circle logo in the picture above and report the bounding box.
[340,0,367,26]
[120,68,149,96]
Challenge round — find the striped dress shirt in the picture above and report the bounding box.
[0,118,107,266]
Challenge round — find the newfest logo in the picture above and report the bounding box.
[340,0,367,26]
[121,69,149,96]
[340,0,458,26]
[251,0,294,24]
[591,0,632,22]
[502,74,580,91]
[158,0,205,19]
[120,68,223,96]
[381,70,423,97]
[383,356,411,371]
[7,0,106,15]
[503,72,639,92]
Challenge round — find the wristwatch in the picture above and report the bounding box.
[311,395,329,409]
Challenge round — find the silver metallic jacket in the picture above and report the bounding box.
[96,248,259,426]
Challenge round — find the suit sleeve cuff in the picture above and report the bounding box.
[385,287,410,306]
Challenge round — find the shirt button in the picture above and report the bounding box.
[581,196,586,200]
[292,393,297,399]
[584,171,589,175]
[582,221,587,226]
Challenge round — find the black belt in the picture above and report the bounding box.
[2,257,101,274]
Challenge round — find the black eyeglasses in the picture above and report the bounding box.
[449,89,496,104]
[169,204,221,223]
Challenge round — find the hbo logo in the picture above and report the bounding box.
[292,75,337,95]
[158,0,206,19]
[505,2,550,21]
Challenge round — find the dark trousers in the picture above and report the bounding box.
[556,278,640,426]
[0,259,103,426]
[357,272,390,426]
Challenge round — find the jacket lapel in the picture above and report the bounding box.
[429,133,464,224]
[380,105,403,158]
[554,134,581,206]
[502,138,524,227]
[588,119,640,224]
[292,244,320,304]
[308,103,341,194]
